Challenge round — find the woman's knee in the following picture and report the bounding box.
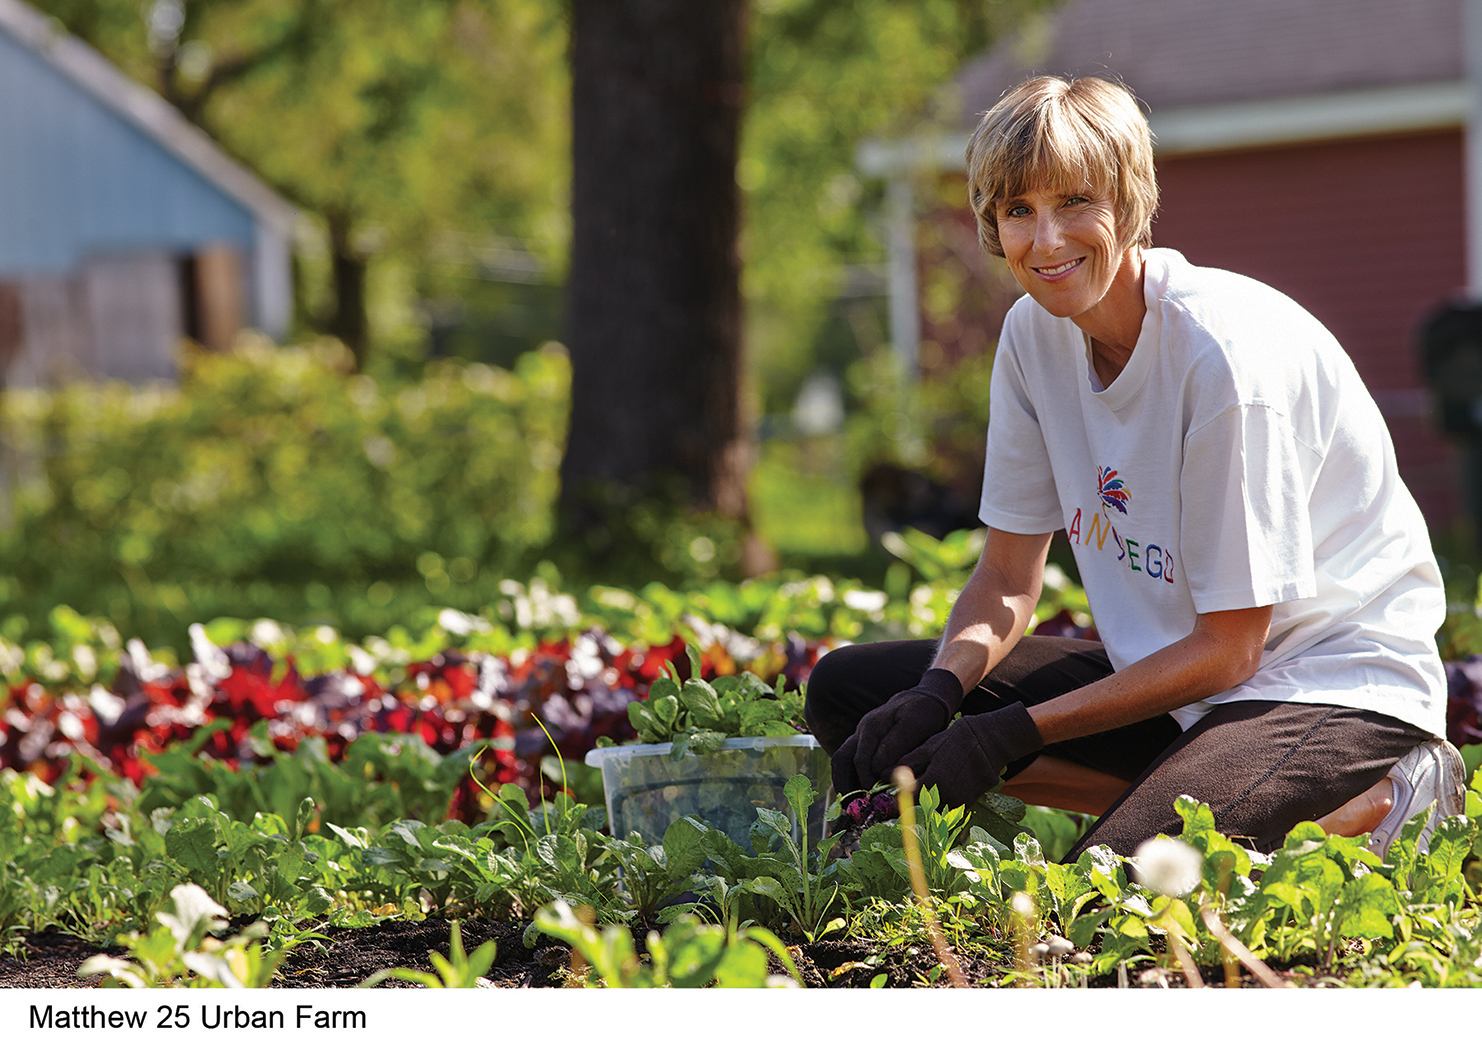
[803,639,935,752]
[802,646,866,753]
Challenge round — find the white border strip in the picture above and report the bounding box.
[1465,0,1482,297]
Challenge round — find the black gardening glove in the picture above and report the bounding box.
[898,702,1043,809]
[830,669,963,796]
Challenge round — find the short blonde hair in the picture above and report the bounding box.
[966,76,1158,257]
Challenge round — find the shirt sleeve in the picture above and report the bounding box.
[979,329,1065,534]
[1179,402,1319,612]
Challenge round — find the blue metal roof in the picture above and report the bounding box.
[0,20,260,276]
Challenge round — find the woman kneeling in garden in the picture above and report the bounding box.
[807,75,1464,860]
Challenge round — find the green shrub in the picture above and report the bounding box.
[0,340,568,647]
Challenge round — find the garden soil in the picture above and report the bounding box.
[0,917,1308,989]
[0,917,993,989]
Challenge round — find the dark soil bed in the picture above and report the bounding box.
[0,919,1314,989]
[0,919,565,990]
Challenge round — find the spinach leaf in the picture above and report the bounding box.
[625,663,807,747]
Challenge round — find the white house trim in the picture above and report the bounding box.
[1151,81,1466,156]
[859,80,1468,181]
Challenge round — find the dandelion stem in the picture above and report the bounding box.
[1212,856,1240,988]
[892,767,968,988]
[1165,928,1203,988]
[1199,905,1292,989]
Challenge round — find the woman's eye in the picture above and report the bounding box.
[1065,196,1089,206]
[1004,205,1030,218]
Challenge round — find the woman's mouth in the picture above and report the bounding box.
[1033,258,1084,278]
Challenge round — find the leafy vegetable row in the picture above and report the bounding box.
[6,749,1482,988]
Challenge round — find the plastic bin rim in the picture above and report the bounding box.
[584,734,820,766]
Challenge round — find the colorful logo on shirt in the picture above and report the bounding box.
[1067,466,1175,587]
[1097,466,1131,515]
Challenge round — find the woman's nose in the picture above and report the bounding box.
[1034,213,1064,251]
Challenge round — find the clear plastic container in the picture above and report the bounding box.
[584,734,831,847]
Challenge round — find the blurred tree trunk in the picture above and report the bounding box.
[325,213,370,369]
[561,0,763,571]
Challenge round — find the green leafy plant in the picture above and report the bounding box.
[151,796,337,918]
[662,871,752,935]
[625,643,807,756]
[78,883,283,988]
[471,781,619,921]
[840,786,1019,905]
[532,899,801,988]
[1256,822,1399,969]
[738,775,845,942]
[602,817,710,927]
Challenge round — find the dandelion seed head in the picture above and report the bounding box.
[1131,837,1204,898]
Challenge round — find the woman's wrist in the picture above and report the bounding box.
[915,667,965,719]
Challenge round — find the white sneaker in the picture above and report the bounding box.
[1367,738,1466,857]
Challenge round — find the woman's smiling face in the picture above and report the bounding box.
[994,185,1133,323]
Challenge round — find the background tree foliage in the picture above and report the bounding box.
[10,0,1047,620]
[33,0,1039,382]
[743,0,1044,417]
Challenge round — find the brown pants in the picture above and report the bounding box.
[804,635,1430,859]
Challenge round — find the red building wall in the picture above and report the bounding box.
[1152,129,1467,530]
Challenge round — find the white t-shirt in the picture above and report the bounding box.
[980,248,1446,737]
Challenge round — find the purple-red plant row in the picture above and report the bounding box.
[6,622,1482,826]
[0,628,824,824]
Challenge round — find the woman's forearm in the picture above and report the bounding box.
[1027,605,1272,744]
[931,529,1053,694]
[929,529,1271,743]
